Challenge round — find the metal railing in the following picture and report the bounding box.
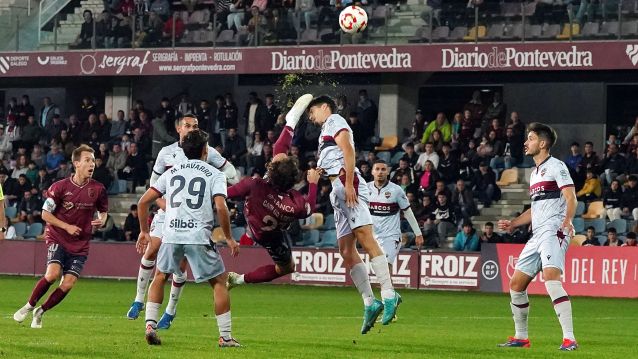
[38,0,72,44]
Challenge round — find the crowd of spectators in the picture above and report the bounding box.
[1,88,637,249]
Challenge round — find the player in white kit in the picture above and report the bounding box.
[136,129,240,347]
[367,160,424,264]
[126,114,239,327]
[306,95,401,334]
[497,123,578,351]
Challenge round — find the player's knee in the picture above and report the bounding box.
[173,272,187,284]
[59,276,78,292]
[44,267,62,282]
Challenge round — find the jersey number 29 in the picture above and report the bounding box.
[169,175,206,209]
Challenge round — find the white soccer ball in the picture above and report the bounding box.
[339,6,368,34]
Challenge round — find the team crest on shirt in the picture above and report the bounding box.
[88,188,96,198]
[540,168,547,177]
[560,169,569,179]
[62,201,74,210]
[384,191,392,199]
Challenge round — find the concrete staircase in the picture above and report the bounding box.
[107,186,147,229]
[0,0,35,51]
[368,0,427,45]
[39,0,104,50]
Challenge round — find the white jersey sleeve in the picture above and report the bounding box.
[152,170,168,195]
[210,172,228,198]
[207,145,227,169]
[396,188,410,210]
[552,160,574,190]
[152,147,169,176]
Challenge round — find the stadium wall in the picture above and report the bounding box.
[1,240,635,298]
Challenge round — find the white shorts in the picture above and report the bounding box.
[150,212,165,238]
[515,227,570,277]
[330,173,373,240]
[377,235,401,264]
[157,241,225,283]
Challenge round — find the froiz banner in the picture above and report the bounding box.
[1,41,638,77]
[480,243,638,298]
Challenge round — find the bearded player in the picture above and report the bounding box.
[226,94,320,288]
[497,123,578,351]
[307,95,400,334]
[126,114,239,329]
[13,145,108,328]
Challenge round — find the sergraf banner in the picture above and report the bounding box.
[480,243,638,298]
[2,41,638,77]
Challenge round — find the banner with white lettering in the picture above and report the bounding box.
[418,251,481,290]
[2,41,638,77]
[479,244,638,298]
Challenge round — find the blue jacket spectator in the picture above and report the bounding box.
[454,221,479,251]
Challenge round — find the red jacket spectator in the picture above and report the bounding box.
[163,15,185,39]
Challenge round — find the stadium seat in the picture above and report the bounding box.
[217,30,236,45]
[582,201,604,219]
[463,26,487,41]
[496,168,518,186]
[376,151,391,163]
[375,135,398,151]
[117,179,128,194]
[486,23,505,39]
[607,219,627,234]
[596,21,620,38]
[621,20,638,37]
[13,222,27,238]
[449,26,468,41]
[573,217,585,233]
[302,229,320,246]
[501,2,522,18]
[322,214,336,230]
[319,231,338,248]
[575,201,586,216]
[539,23,561,39]
[571,234,587,246]
[556,23,580,39]
[576,22,600,39]
[231,226,246,240]
[300,29,319,44]
[431,26,450,41]
[596,235,607,246]
[5,206,17,219]
[529,24,543,38]
[408,26,431,43]
[586,218,606,234]
[107,181,119,195]
[24,223,43,239]
[621,0,637,14]
[390,151,405,166]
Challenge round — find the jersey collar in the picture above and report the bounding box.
[535,155,552,174]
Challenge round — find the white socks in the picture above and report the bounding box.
[165,272,187,316]
[216,311,232,340]
[545,280,575,340]
[145,302,160,327]
[509,289,530,339]
[135,258,155,303]
[350,263,375,306]
[285,94,313,129]
[370,255,395,300]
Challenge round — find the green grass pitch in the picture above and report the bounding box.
[0,275,634,358]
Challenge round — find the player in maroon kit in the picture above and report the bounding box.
[13,145,108,329]
[226,94,320,287]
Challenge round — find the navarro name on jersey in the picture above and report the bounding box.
[170,162,214,177]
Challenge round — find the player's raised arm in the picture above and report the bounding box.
[335,129,357,208]
[227,177,253,200]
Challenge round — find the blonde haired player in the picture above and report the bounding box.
[497,122,578,351]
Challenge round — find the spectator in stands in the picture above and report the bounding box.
[422,112,452,144]
[625,134,638,157]
[11,155,29,180]
[604,179,623,220]
[1,173,19,207]
[150,0,170,19]
[315,181,334,216]
[577,169,602,202]
[407,110,427,145]
[157,98,176,136]
[399,174,418,194]
[120,133,132,152]
[490,126,523,170]
[243,92,269,140]
[55,130,74,159]
[0,125,12,160]
[476,131,497,164]
[473,162,500,207]
[581,226,599,246]
[227,0,247,31]
[5,115,21,146]
[93,157,113,193]
[97,113,112,143]
[429,130,445,152]
[97,143,110,163]
[135,11,164,47]
[211,95,225,146]
[246,131,265,169]
[600,143,626,185]
[195,100,213,134]
[25,162,38,184]
[454,220,479,252]
[46,115,67,143]
[359,161,373,182]
[487,118,505,142]
[3,217,16,239]
[418,160,439,197]
[334,95,351,119]
[138,111,154,136]
[223,128,247,167]
[33,168,52,194]
[483,92,506,123]
[132,127,152,158]
[579,141,600,175]
[621,175,638,220]
[420,0,441,26]
[56,162,72,180]
[95,11,112,48]
[66,114,82,145]
[294,0,317,32]
[107,11,133,48]
[437,143,459,184]
[152,114,177,158]
[118,142,149,192]
[415,142,439,170]
[433,179,451,199]
[356,89,378,146]
[40,97,60,128]
[17,95,35,126]
[18,190,42,224]
[626,145,638,175]
[124,205,141,242]
[623,116,638,145]
[480,222,502,244]
[622,232,637,247]
[401,142,419,169]
[88,132,101,153]
[565,142,583,172]
[464,90,485,123]
[425,192,456,247]
[263,94,280,131]
[107,143,128,179]
[110,110,128,140]
[45,145,65,175]
[81,114,100,142]
[451,178,478,224]
[603,227,623,246]
[78,96,97,123]
[348,113,367,148]
[70,10,95,49]
[15,175,32,201]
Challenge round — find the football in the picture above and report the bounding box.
[339,5,368,34]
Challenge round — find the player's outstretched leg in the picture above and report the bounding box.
[157,271,187,329]
[211,273,241,348]
[545,280,578,351]
[31,274,76,329]
[14,277,54,323]
[272,94,313,157]
[128,236,160,320]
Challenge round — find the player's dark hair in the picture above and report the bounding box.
[373,159,387,166]
[268,157,300,192]
[308,95,337,113]
[182,129,209,160]
[72,144,95,162]
[527,122,557,149]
